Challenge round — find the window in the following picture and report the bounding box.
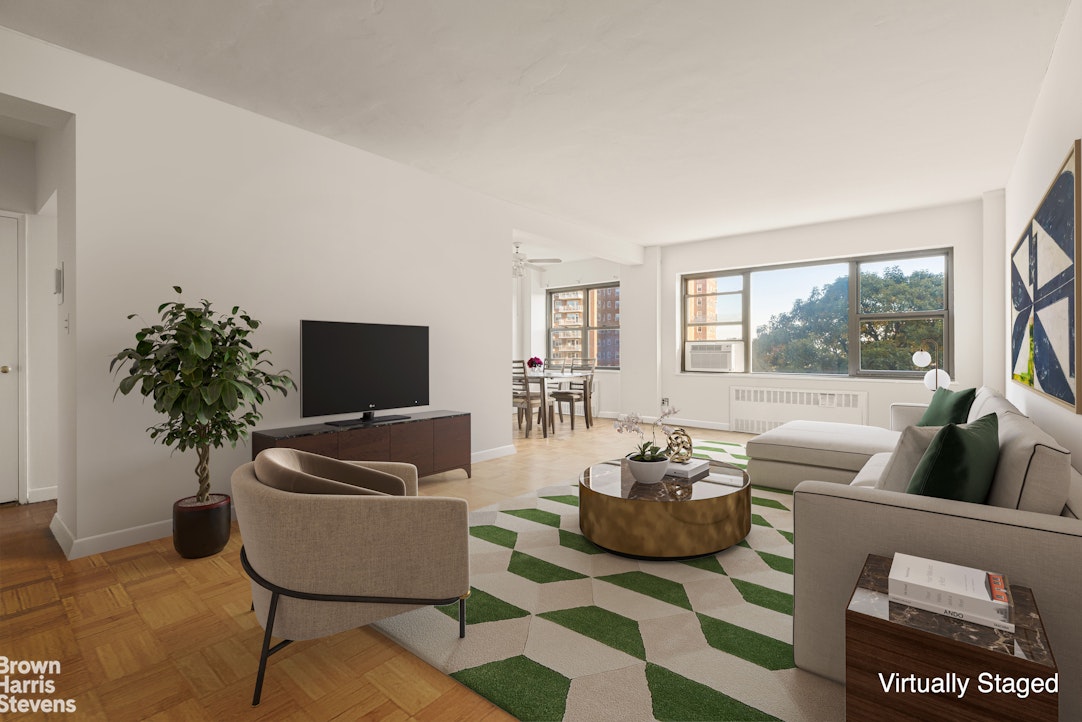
[682,251,951,376]
[548,283,620,368]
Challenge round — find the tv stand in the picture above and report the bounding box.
[252,410,471,478]
[326,413,411,427]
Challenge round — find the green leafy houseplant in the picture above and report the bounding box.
[109,287,295,503]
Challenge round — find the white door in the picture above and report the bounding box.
[0,216,18,503]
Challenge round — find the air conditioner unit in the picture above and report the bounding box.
[685,341,745,372]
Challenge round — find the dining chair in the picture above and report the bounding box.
[550,357,596,429]
[545,358,567,373]
[512,359,553,437]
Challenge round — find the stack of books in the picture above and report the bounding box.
[887,553,1014,632]
[666,457,711,480]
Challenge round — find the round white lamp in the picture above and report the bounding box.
[923,368,952,391]
[911,341,951,390]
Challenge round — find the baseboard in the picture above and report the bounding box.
[670,416,733,432]
[598,411,734,432]
[473,444,515,463]
[49,513,74,557]
[61,518,173,560]
[27,486,58,503]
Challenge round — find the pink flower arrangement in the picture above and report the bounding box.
[527,357,544,368]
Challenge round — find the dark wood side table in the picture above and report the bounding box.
[845,554,1058,721]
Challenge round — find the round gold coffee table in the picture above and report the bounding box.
[578,458,751,559]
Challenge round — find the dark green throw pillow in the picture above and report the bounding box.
[917,386,977,426]
[906,413,999,503]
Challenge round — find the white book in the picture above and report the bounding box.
[699,472,744,487]
[667,458,710,478]
[887,553,1012,626]
[888,591,1015,632]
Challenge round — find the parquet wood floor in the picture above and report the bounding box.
[0,415,750,720]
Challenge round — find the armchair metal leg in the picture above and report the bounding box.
[252,591,293,706]
[459,594,467,638]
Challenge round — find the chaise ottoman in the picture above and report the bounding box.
[745,420,900,491]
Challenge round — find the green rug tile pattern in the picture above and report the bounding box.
[558,529,605,555]
[501,507,563,527]
[437,586,530,624]
[508,550,588,584]
[539,605,646,659]
[646,662,781,722]
[452,655,570,722]
[469,524,518,548]
[679,554,727,575]
[696,613,796,670]
[599,571,693,610]
[374,455,839,721]
[542,494,580,507]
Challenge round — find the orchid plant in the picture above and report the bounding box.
[614,405,679,461]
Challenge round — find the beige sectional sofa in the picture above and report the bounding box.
[747,387,1082,719]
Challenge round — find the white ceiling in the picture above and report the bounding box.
[0,1,1071,250]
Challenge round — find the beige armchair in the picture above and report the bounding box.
[232,448,471,706]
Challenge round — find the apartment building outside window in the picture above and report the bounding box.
[682,250,951,376]
[549,283,620,368]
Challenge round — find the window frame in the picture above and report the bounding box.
[547,281,621,369]
[681,249,953,378]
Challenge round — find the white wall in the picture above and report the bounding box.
[1004,0,1082,467]
[0,134,35,212]
[649,201,988,429]
[0,26,638,557]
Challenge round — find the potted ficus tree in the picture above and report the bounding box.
[110,287,295,558]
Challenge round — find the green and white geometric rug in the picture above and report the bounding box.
[691,440,750,469]
[375,481,843,721]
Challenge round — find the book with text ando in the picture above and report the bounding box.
[887,552,1014,632]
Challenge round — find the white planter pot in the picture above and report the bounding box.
[626,455,669,484]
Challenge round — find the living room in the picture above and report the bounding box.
[1,2,1081,720]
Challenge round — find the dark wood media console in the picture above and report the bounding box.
[251,410,471,478]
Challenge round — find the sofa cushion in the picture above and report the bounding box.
[745,420,900,472]
[906,413,999,503]
[876,425,942,492]
[985,411,1071,515]
[967,386,1020,422]
[917,386,976,426]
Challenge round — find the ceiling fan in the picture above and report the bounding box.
[512,242,561,277]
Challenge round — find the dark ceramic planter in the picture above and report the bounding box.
[173,493,231,559]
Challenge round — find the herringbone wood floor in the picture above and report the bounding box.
[0,415,750,720]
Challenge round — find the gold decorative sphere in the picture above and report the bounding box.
[666,428,694,462]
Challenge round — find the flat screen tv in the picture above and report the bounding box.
[300,320,429,426]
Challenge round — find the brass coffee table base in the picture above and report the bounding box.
[578,460,751,559]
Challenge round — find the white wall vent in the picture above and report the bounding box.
[685,341,745,372]
[730,386,868,433]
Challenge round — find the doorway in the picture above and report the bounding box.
[0,214,18,502]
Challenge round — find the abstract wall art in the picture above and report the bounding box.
[1010,139,1081,412]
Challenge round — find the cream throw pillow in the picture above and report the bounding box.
[876,425,942,492]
